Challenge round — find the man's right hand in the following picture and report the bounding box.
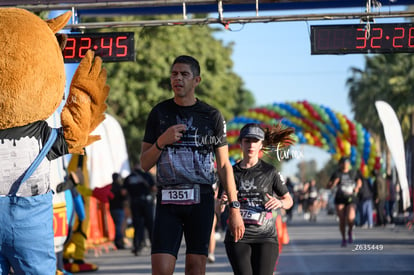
[158,124,187,147]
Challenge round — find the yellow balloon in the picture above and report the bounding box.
[343,140,351,156]
[228,136,237,144]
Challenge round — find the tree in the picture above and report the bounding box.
[295,159,318,183]
[89,15,255,164]
[346,53,414,173]
[348,54,414,138]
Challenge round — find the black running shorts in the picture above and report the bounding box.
[151,185,214,258]
[334,193,356,205]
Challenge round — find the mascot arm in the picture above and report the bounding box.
[61,50,110,154]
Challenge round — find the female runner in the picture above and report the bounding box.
[223,123,294,275]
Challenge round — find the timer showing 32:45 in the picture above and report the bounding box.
[311,23,414,54]
[63,32,135,63]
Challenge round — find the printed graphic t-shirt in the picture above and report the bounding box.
[224,159,289,243]
[332,170,357,197]
[143,99,227,186]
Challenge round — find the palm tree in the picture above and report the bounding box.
[346,53,414,174]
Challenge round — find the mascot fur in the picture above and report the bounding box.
[0,8,109,275]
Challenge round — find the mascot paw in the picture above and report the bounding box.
[61,50,110,154]
[64,260,98,273]
[92,184,114,203]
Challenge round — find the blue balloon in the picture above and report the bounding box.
[326,124,336,136]
[323,106,341,131]
[278,103,302,118]
[350,146,357,165]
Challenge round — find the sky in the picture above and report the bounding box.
[212,5,408,179]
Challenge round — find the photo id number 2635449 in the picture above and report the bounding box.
[352,244,384,252]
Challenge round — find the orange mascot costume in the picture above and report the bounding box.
[0,8,109,275]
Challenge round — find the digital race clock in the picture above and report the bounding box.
[63,32,135,63]
[311,23,414,55]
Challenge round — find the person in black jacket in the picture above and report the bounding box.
[109,173,128,249]
[123,165,156,256]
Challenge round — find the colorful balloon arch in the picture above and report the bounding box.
[227,100,382,177]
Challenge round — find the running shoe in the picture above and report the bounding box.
[341,239,347,247]
[348,231,353,244]
[208,253,215,263]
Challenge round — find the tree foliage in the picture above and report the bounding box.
[90,15,255,164]
[347,54,414,140]
[346,53,414,173]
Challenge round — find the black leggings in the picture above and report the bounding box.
[225,241,279,275]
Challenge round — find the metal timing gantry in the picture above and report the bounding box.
[2,1,414,29]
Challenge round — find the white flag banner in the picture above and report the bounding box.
[375,101,411,210]
[86,113,131,189]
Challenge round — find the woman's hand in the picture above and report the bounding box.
[264,193,284,210]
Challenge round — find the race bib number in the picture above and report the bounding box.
[161,184,200,205]
[240,208,267,225]
[340,184,354,195]
[309,191,318,199]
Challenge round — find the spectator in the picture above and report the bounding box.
[373,170,387,227]
[109,173,128,249]
[308,179,319,222]
[385,174,397,224]
[123,165,156,256]
[357,172,374,229]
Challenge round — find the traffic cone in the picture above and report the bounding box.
[282,219,290,245]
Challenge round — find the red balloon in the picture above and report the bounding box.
[313,134,323,147]
[336,136,344,153]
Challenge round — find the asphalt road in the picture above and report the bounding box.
[85,211,414,275]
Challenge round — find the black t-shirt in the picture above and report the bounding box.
[0,120,68,196]
[123,169,155,201]
[359,178,373,201]
[224,159,289,243]
[331,170,357,198]
[143,98,227,186]
[308,185,318,200]
[110,181,127,210]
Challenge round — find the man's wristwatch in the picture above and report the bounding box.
[229,201,240,209]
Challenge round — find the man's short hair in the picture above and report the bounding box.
[171,55,200,77]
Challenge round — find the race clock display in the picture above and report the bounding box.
[63,32,135,63]
[311,23,414,54]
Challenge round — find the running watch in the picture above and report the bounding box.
[229,201,240,209]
